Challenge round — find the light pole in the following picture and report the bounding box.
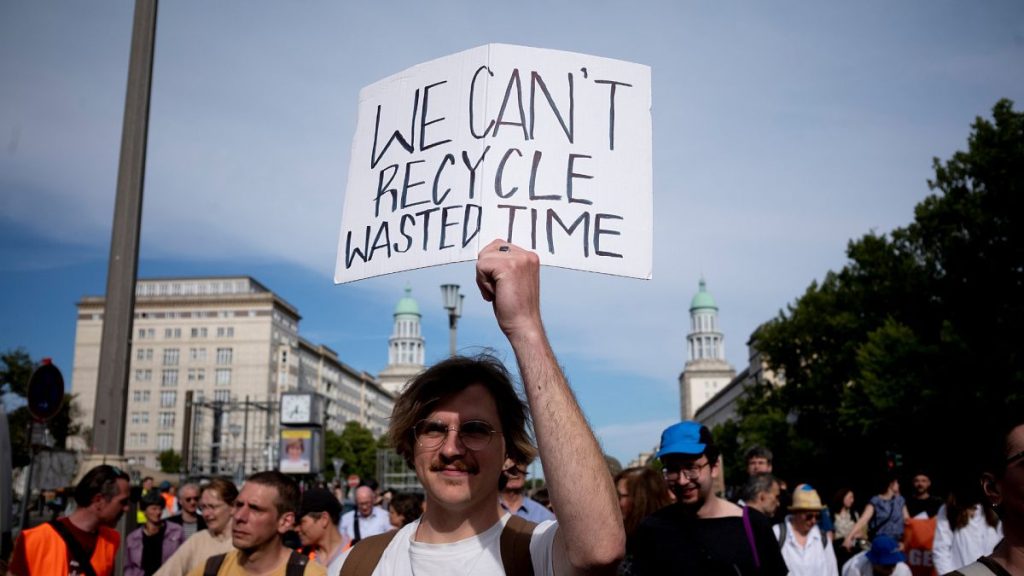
[441,284,464,356]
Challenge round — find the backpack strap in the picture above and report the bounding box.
[742,507,761,569]
[203,553,227,576]
[339,531,398,576]
[285,550,310,576]
[47,520,98,576]
[775,518,787,549]
[501,514,537,576]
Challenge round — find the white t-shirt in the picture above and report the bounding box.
[774,517,839,576]
[338,513,558,575]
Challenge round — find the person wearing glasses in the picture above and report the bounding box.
[944,412,1024,576]
[336,240,624,575]
[773,485,839,576]
[499,458,555,523]
[166,483,207,540]
[155,478,238,576]
[632,421,788,575]
[338,485,391,545]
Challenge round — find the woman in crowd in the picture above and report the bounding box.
[774,484,840,576]
[154,477,239,576]
[932,476,1002,574]
[126,491,185,576]
[945,413,1024,575]
[832,488,863,568]
[615,466,674,575]
[843,474,910,551]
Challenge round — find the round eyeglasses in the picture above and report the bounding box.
[413,419,498,451]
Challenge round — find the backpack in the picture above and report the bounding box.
[340,515,538,576]
[203,550,309,576]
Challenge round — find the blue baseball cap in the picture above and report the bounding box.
[657,421,709,458]
[866,535,905,566]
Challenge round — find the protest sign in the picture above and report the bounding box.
[335,44,652,283]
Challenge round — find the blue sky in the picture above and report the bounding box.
[2,2,1022,466]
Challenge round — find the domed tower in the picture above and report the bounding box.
[678,279,735,419]
[379,286,426,394]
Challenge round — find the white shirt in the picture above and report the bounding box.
[773,516,839,576]
[339,506,392,543]
[338,513,558,575]
[931,504,1003,574]
[842,551,913,576]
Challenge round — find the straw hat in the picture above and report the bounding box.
[789,484,826,511]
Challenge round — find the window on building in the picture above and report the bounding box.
[216,348,233,365]
[216,368,231,386]
[163,349,179,366]
[190,347,207,361]
[157,433,173,450]
[191,327,208,338]
[214,389,231,403]
[188,368,205,382]
[160,391,177,407]
[217,326,235,338]
[164,327,181,339]
[135,369,152,382]
[161,369,178,387]
[159,412,175,428]
[140,433,148,445]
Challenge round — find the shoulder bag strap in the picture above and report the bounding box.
[501,515,537,576]
[339,531,398,576]
[741,507,762,568]
[352,513,362,544]
[47,520,98,576]
[285,550,310,576]
[203,553,227,576]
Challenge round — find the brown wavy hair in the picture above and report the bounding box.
[201,477,239,506]
[388,353,536,469]
[615,466,673,536]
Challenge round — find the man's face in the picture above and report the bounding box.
[232,482,292,552]
[912,474,931,497]
[296,513,326,547]
[95,479,131,526]
[347,475,360,489]
[754,481,781,516]
[413,383,505,514]
[179,486,200,514]
[503,461,528,492]
[662,454,714,508]
[791,510,820,536]
[871,564,897,576]
[355,486,375,518]
[747,457,771,476]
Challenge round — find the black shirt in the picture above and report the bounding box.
[632,504,788,575]
[906,496,943,518]
[141,524,164,576]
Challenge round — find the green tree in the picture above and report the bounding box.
[325,421,380,481]
[730,99,1024,493]
[159,449,183,473]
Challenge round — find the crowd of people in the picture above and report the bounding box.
[3,241,1021,575]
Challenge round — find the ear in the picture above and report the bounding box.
[980,473,1001,506]
[278,511,296,534]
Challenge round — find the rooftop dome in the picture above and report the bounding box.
[394,286,420,316]
[690,279,718,311]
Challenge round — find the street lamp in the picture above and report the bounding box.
[441,284,464,356]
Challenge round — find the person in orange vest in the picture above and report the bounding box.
[7,464,132,576]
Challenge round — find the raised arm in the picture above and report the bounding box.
[476,240,625,575]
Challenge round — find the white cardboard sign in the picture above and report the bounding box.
[334,44,652,283]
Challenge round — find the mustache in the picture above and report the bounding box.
[429,457,479,474]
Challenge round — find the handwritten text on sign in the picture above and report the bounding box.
[334,44,652,283]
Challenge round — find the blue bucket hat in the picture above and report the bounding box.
[657,421,709,458]
[866,535,905,566]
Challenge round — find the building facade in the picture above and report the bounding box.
[678,279,736,420]
[71,277,393,473]
[695,340,782,430]
[378,287,426,395]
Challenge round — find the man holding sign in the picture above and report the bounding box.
[338,240,624,575]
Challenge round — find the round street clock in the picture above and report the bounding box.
[280,393,314,425]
